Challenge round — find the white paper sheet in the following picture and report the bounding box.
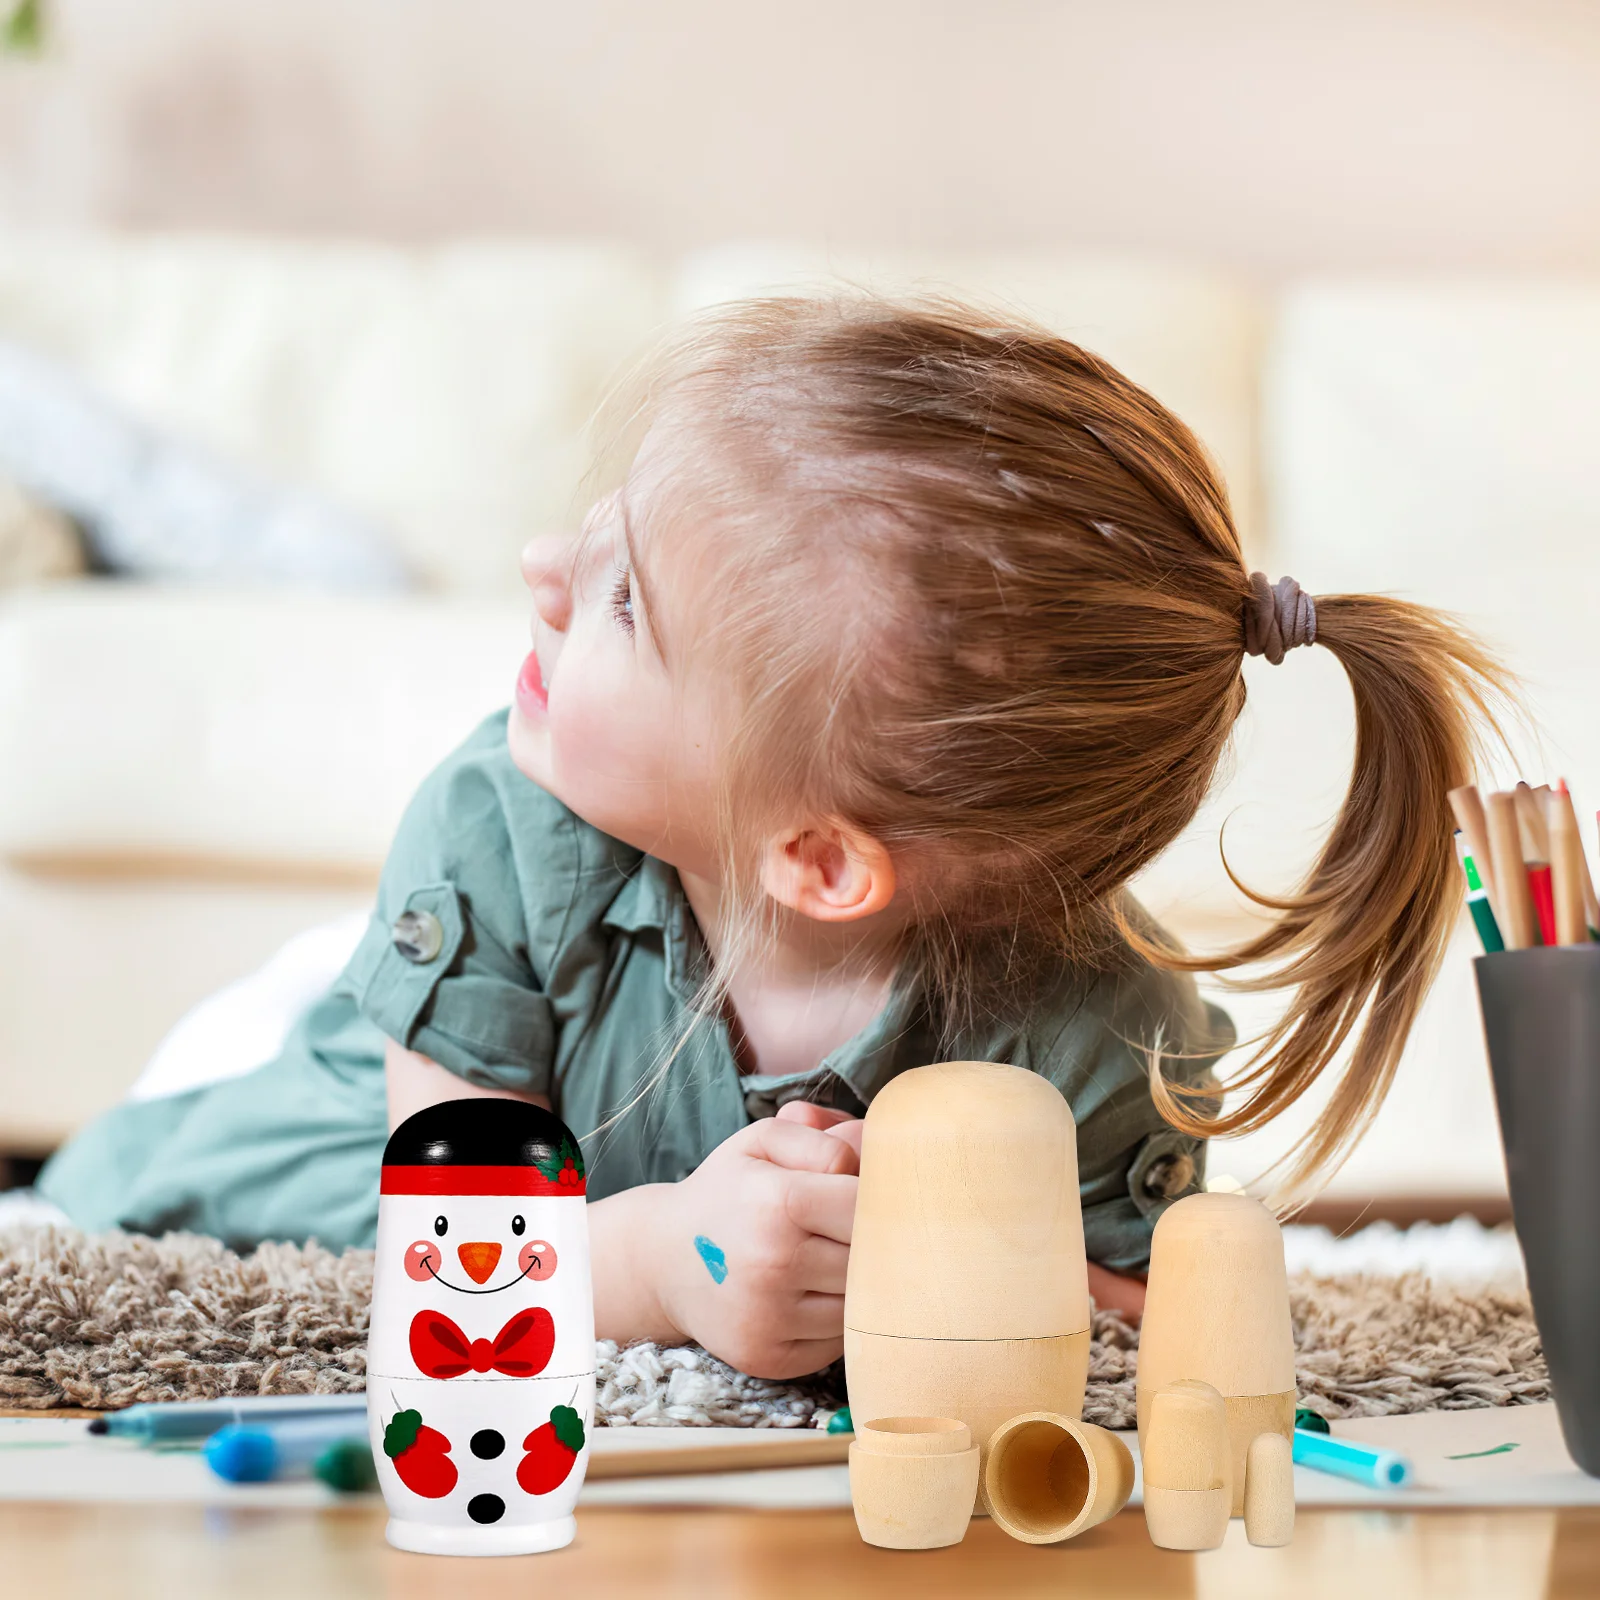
[1,1406,1594,1510]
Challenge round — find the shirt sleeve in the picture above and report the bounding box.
[342,713,561,1096]
[1031,953,1234,1276]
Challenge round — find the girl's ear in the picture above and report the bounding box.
[760,821,897,923]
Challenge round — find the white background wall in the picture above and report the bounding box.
[1,0,1597,278]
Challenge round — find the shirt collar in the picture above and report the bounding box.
[601,854,936,1106]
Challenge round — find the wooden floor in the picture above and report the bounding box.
[5,1502,1596,1599]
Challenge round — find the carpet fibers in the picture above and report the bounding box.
[0,1227,1548,1423]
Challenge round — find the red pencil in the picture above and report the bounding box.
[1527,864,1556,947]
[1513,784,1554,946]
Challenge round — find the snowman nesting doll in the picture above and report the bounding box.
[368,1097,595,1555]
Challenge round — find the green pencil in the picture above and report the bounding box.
[1457,832,1504,953]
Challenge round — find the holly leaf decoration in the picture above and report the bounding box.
[383,1408,423,1458]
[534,1138,586,1182]
[551,1404,586,1455]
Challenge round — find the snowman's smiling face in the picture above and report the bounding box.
[403,1209,561,1295]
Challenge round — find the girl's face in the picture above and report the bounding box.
[507,469,721,873]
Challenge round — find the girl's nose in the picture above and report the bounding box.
[521,535,573,633]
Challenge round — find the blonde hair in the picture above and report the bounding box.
[602,294,1506,1200]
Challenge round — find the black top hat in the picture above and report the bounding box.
[383,1096,583,1174]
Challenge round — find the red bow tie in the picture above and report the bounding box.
[409,1307,555,1379]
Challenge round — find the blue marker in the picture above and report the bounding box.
[204,1415,371,1484]
[1292,1427,1411,1489]
[89,1393,366,1444]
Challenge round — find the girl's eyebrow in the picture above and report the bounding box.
[620,501,668,665]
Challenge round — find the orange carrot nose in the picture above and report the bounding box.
[457,1241,502,1284]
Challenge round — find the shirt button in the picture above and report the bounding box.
[392,909,445,964]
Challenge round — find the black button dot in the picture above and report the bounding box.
[467,1493,505,1524]
[470,1429,505,1460]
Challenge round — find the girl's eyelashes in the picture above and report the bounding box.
[608,564,636,636]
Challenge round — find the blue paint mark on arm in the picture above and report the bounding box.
[694,1235,728,1285]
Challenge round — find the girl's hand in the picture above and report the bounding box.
[632,1117,859,1380]
[772,1098,864,1159]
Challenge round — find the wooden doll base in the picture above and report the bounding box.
[1144,1486,1230,1551]
[849,1418,980,1550]
[384,1513,576,1557]
[844,1327,1090,1508]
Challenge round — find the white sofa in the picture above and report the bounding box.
[2,236,1595,1205]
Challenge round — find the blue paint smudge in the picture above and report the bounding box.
[694,1235,728,1285]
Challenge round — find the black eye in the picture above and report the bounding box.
[511,1214,525,1235]
[434,1216,448,1237]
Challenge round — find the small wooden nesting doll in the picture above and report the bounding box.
[1135,1191,1295,1518]
[368,1098,595,1556]
[844,1062,1091,1492]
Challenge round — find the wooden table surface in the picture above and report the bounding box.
[5,1502,1595,1600]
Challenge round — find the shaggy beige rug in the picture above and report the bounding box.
[0,1227,1548,1423]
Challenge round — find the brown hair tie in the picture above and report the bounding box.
[1244,572,1317,665]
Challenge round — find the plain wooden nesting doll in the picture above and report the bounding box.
[368,1098,595,1556]
[844,1061,1091,1491]
[1135,1191,1295,1518]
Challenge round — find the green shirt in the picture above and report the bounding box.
[40,712,1233,1271]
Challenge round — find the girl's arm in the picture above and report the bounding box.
[385,1039,553,1127]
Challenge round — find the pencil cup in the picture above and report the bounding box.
[1476,946,1600,1477]
[848,1417,980,1549]
[983,1412,1134,1543]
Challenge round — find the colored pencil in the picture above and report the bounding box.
[1448,785,1499,921]
[1513,783,1555,945]
[1548,781,1596,946]
[1486,790,1538,950]
[1515,782,1551,857]
[1456,833,1504,953]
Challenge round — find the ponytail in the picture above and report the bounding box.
[1146,590,1510,1204]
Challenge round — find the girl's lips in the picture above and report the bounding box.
[515,650,548,714]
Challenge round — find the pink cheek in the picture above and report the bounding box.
[404,1240,442,1282]
[519,1240,557,1281]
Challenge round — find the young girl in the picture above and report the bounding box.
[39,296,1498,1381]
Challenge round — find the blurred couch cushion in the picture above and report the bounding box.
[0,581,526,867]
[0,238,667,597]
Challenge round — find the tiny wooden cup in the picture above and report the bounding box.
[849,1416,980,1550]
[984,1412,1135,1544]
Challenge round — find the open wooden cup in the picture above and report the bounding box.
[848,1416,980,1549]
[982,1411,1135,1544]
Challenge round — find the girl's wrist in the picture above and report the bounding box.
[589,1183,686,1346]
